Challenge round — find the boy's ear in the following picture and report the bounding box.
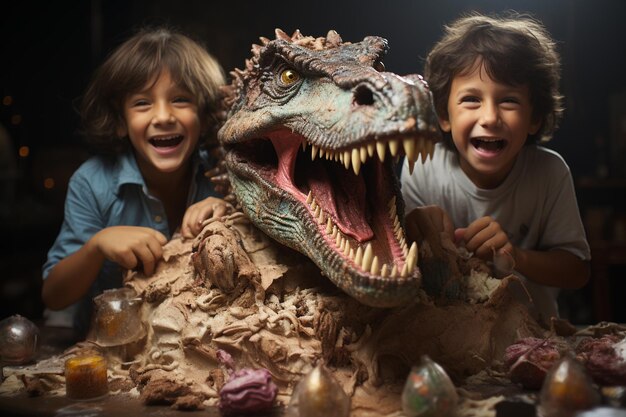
[438,116,451,132]
[528,117,542,135]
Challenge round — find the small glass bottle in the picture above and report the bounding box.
[64,355,109,400]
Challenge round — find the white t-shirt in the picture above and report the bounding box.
[400,143,590,322]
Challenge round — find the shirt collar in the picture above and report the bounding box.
[115,149,145,193]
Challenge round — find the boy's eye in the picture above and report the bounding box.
[460,96,479,103]
[132,99,150,107]
[173,97,192,103]
[501,97,522,109]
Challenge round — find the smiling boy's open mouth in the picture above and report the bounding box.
[149,135,184,148]
[471,137,506,152]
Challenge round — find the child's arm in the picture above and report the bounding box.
[457,216,590,289]
[513,247,589,289]
[42,226,167,310]
[180,197,234,238]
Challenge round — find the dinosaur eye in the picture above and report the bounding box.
[280,69,300,85]
[374,60,385,72]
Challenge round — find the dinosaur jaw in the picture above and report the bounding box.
[225,126,435,291]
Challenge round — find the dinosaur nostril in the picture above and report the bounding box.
[353,85,375,106]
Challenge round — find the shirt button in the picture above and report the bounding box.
[154,215,163,223]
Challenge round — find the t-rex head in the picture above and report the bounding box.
[218,29,440,307]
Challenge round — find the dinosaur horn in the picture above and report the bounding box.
[326,30,342,46]
[275,28,291,41]
[230,68,246,81]
[291,29,303,40]
[259,36,271,46]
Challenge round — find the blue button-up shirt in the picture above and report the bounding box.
[43,148,219,332]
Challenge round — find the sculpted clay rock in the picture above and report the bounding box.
[113,210,543,415]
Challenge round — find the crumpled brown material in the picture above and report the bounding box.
[115,206,546,415]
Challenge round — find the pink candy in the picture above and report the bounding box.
[217,350,278,414]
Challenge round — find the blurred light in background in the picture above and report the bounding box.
[18,146,29,158]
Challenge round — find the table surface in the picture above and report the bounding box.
[0,325,287,417]
[3,325,626,417]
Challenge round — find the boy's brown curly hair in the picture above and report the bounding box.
[80,27,225,155]
[425,12,563,147]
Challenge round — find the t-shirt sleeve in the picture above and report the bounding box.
[538,160,591,261]
[42,170,107,279]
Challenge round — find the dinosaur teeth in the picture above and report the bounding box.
[300,134,436,177]
[354,246,363,266]
[370,256,380,275]
[362,243,373,271]
[351,148,361,175]
[426,138,435,159]
[376,142,386,162]
[316,206,325,224]
[360,146,368,164]
[326,217,333,234]
[403,136,417,161]
[311,145,319,160]
[407,242,418,272]
[388,138,400,157]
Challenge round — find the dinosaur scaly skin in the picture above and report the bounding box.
[218,29,440,307]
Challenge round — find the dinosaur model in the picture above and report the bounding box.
[218,29,441,307]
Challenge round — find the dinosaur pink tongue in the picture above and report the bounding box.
[271,133,373,242]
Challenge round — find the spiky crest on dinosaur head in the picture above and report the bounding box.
[221,29,371,114]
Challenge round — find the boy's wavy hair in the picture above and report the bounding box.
[424,11,563,148]
[80,26,225,155]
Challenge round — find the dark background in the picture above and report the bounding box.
[1,0,626,325]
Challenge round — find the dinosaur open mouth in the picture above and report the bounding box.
[227,127,435,278]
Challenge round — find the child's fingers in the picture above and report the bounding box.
[181,221,194,239]
[212,203,230,218]
[454,228,466,243]
[181,208,197,239]
[148,228,168,245]
[113,250,140,271]
[182,205,208,239]
[133,243,160,276]
[146,236,164,261]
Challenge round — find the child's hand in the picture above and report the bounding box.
[92,226,167,276]
[181,197,234,238]
[455,216,515,264]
